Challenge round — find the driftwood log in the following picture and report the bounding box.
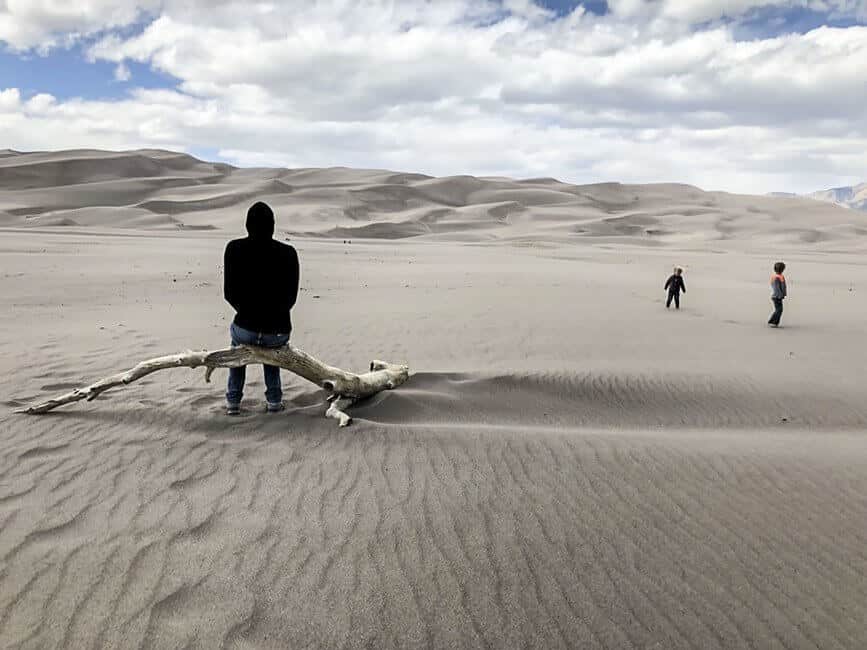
[18,344,409,427]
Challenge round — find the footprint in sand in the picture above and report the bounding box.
[189,395,221,409]
[19,443,71,460]
[35,369,75,380]
[138,399,167,407]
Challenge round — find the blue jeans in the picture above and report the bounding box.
[226,322,290,405]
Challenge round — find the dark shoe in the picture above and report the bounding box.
[226,403,241,416]
[266,401,285,413]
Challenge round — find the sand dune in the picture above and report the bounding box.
[3,410,865,649]
[2,149,865,251]
[2,151,867,648]
[356,370,867,430]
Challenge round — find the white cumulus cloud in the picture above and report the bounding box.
[114,62,131,81]
[1,0,866,193]
[0,0,160,51]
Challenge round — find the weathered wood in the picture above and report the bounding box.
[326,396,357,427]
[18,344,409,426]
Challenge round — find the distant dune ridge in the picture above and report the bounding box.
[2,148,867,649]
[2,148,865,247]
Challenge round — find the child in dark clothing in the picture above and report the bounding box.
[664,267,686,309]
[768,261,787,327]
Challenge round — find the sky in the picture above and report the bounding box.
[1,0,866,194]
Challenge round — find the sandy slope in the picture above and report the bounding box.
[2,148,866,250]
[1,151,867,649]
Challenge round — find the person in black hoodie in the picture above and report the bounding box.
[664,266,686,309]
[224,202,300,415]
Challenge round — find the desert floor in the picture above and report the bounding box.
[2,225,866,649]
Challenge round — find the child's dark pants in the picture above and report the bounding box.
[666,291,680,309]
[768,298,783,325]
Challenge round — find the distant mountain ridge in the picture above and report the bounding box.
[771,183,867,211]
[809,183,867,210]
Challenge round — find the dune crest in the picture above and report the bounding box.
[1,149,864,248]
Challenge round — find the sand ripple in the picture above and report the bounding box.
[2,375,866,648]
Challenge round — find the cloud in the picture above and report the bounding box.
[1,0,866,193]
[26,92,56,111]
[114,62,131,81]
[0,0,160,52]
[608,0,867,22]
[0,87,21,111]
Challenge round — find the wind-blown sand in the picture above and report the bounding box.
[1,150,866,649]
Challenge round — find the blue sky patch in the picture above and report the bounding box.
[728,5,865,40]
[187,147,228,164]
[0,43,178,101]
[536,0,608,17]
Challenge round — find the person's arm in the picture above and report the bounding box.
[681,277,686,293]
[287,246,300,309]
[664,276,672,290]
[223,243,241,311]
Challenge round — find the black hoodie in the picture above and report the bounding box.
[224,202,300,334]
[664,273,686,294]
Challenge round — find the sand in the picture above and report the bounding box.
[1,150,866,649]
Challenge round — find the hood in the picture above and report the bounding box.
[246,201,275,239]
